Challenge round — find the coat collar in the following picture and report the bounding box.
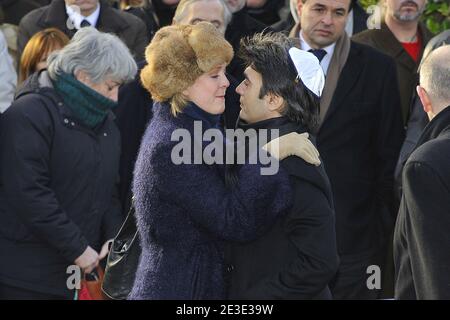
[238,116,307,143]
[320,41,362,129]
[416,106,450,148]
[371,22,432,71]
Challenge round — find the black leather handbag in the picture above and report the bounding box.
[102,204,141,300]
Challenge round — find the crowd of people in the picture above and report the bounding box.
[0,0,449,300]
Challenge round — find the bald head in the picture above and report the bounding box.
[419,45,450,118]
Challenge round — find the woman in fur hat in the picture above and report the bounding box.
[129,22,319,299]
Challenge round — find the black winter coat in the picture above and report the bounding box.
[394,105,450,299]
[0,71,123,298]
[227,117,339,299]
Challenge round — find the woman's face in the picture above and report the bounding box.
[76,70,121,102]
[183,64,230,115]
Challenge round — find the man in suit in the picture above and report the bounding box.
[17,0,148,60]
[353,0,433,124]
[291,0,404,299]
[394,45,450,300]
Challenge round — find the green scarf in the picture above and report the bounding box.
[53,72,117,128]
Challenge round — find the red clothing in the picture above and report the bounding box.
[401,35,422,62]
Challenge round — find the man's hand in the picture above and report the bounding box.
[99,239,114,261]
[74,246,99,274]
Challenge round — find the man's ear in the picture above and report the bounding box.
[297,0,304,17]
[417,85,432,114]
[266,93,284,112]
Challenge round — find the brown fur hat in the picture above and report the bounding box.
[140,22,234,104]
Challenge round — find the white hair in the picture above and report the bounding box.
[47,27,137,84]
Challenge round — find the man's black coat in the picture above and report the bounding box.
[394,105,450,299]
[227,117,339,299]
[316,42,404,257]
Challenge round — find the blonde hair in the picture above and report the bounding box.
[19,28,69,83]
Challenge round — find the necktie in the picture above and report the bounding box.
[80,19,91,28]
[308,49,327,62]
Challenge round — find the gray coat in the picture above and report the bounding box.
[17,0,148,61]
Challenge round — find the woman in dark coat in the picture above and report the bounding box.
[0,27,137,299]
[128,22,319,300]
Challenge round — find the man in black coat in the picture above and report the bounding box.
[226,32,339,299]
[292,0,404,299]
[394,45,450,300]
[17,0,148,60]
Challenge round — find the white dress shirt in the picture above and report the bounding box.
[299,30,336,76]
[66,2,101,30]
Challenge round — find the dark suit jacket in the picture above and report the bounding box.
[394,105,450,300]
[316,41,405,257]
[17,0,148,61]
[352,23,433,123]
[227,117,339,300]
